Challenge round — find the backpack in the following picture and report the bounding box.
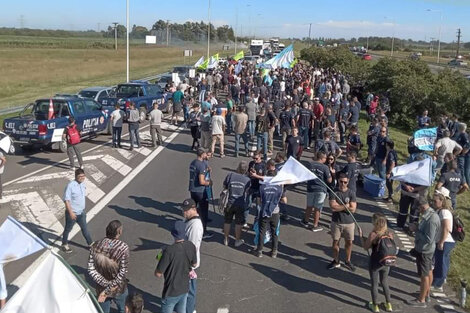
[451,213,465,242]
[66,125,80,145]
[375,234,397,266]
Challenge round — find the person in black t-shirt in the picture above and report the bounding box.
[188,148,211,236]
[384,140,398,202]
[285,127,303,160]
[339,151,359,193]
[296,102,314,151]
[436,160,465,208]
[303,151,332,232]
[346,125,362,155]
[222,162,251,247]
[155,221,197,313]
[279,104,295,151]
[247,150,266,227]
[328,173,357,272]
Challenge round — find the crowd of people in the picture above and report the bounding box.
[1,57,468,313]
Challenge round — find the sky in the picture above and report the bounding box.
[1,0,470,42]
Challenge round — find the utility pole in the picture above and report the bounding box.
[19,15,25,29]
[456,28,462,58]
[234,7,238,54]
[166,20,170,46]
[308,23,312,42]
[207,0,211,59]
[112,22,118,51]
[97,22,101,32]
[430,37,435,55]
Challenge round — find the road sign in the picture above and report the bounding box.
[184,50,193,57]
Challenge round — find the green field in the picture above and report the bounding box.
[0,35,225,111]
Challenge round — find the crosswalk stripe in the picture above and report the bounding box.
[11,191,59,229]
[17,171,75,184]
[83,154,132,176]
[86,179,105,203]
[85,163,107,185]
[39,189,65,217]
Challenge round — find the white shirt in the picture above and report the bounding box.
[435,137,462,159]
[280,81,286,92]
[211,115,226,135]
[110,109,124,127]
[437,209,454,243]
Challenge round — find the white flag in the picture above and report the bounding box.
[268,157,318,185]
[194,56,204,68]
[207,56,218,69]
[0,216,47,264]
[391,158,432,187]
[1,253,100,313]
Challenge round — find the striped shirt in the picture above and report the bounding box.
[88,238,129,297]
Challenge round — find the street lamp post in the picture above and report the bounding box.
[126,0,129,82]
[384,17,395,57]
[207,0,211,60]
[426,9,442,64]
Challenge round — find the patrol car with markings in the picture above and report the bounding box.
[3,96,113,153]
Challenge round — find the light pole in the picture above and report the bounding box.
[112,22,118,51]
[126,0,129,82]
[426,9,442,63]
[384,17,395,57]
[207,0,211,59]
[234,6,238,54]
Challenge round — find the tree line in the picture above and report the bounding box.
[300,46,470,130]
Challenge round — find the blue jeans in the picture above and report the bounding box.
[186,279,197,313]
[226,113,232,133]
[256,132,268,160]
[128,122,140,148]
[375,158,386,179]
[100,287,128,313]
[162,293,188,313]
[247,120,255,137]
[299,126,309,149]
[432,242,456,288]
[458,154,470,185]
[235,132,249,156]
[62,210,92,246]
[112,126,122,146]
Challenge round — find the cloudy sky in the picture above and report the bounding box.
[1,0,469,42]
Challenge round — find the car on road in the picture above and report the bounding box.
[100,81,167,117]
[78,86,113,103]
[172,65,193,78]
[362,54,372,61]
[3,96,113,153]
[244,55,262,64]
[448,59,468,67]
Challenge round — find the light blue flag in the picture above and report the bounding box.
[391,158,432,186]
[234,60,243,75]
[414,127,437,151]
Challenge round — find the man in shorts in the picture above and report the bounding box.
[406,197,440,308]
[302,151,332,232]
[328,173,357,271]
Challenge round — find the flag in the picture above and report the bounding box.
[48,98,55,120]
[0,134,12,154]
[414,127,437,151]
[234,60,243,75]
[258,44,295,69]
[207,53,219,69]
[267,157,318,185]
[1,252,101,313]
[391,158,432,187]
[290,58,298,68]
[194,56,204,68]
[0,216,48,264]
[261,68,270,78]
[233,50,244,61]
[198,58,209,70]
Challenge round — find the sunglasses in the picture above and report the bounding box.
[339,180,348,184]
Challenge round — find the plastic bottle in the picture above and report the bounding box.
[460,279,467,308]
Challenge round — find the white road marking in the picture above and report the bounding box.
[116,148,135,160]
[10,124,183,290]
[38,189,65,217]
[4,124,151,187]
[439,304,455,309]
[84,163,107,185]
[433,292,446,298]
[83,154,132,176]
[11,192,59,228]
[217,308,230,313]
[85,179,105,203]
[396,233,408,237]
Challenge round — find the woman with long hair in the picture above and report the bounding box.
[431,188,455,292]
[362,213,393,312]
[325,153,339,189]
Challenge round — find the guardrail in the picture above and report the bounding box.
[0,72,169,117]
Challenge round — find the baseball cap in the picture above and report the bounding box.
[171,220,186,240]
[181,198,196,211]
[435,187,451,199]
